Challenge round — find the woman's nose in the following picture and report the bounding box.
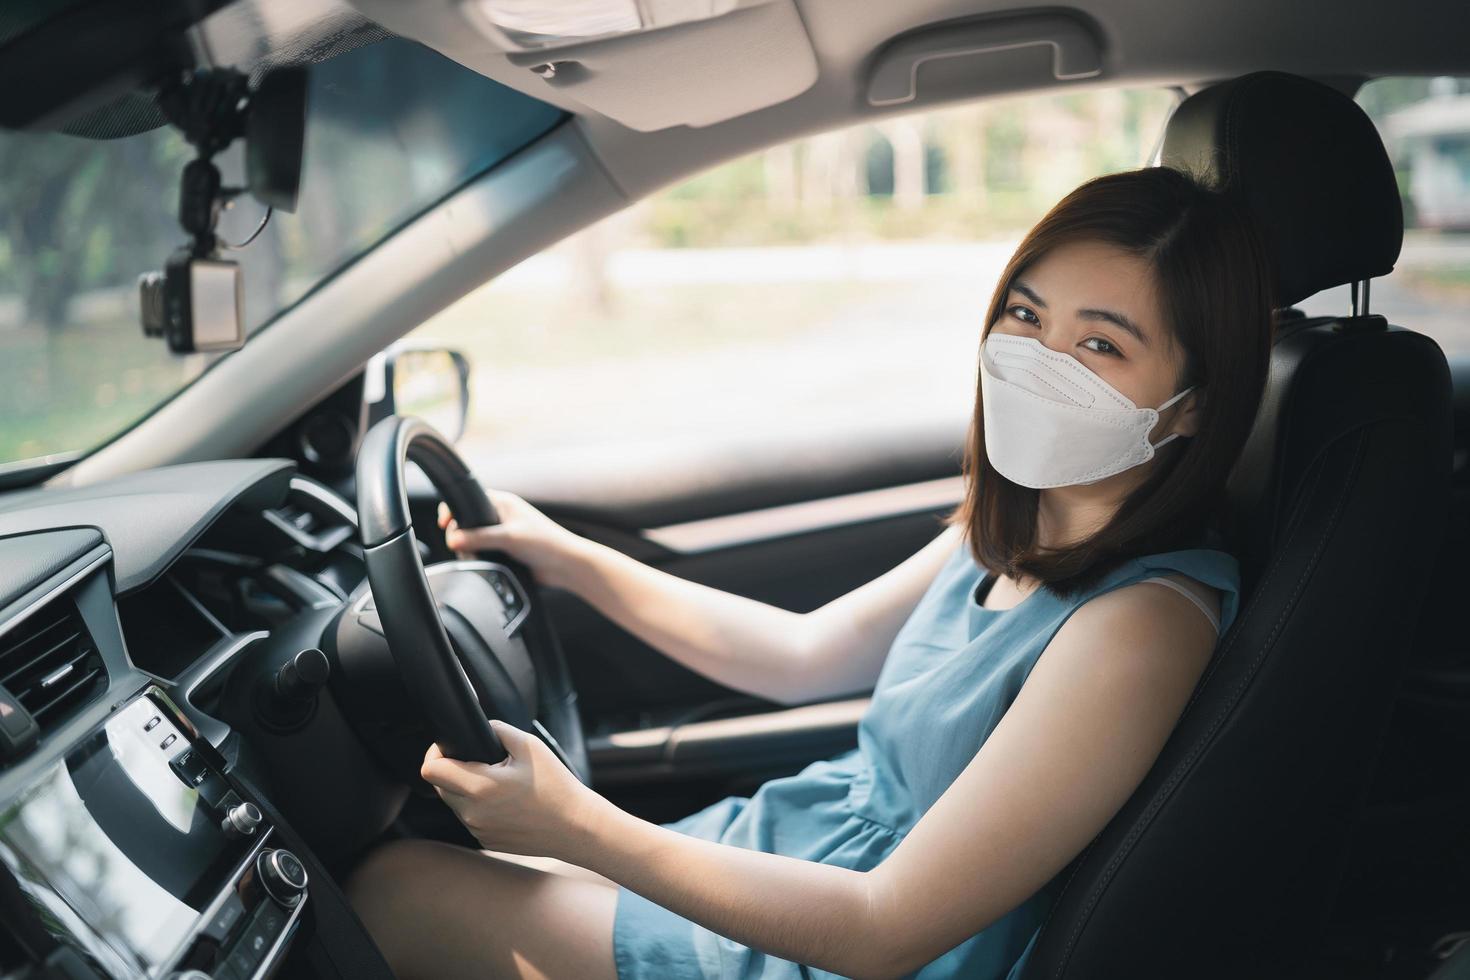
[1033,324,1075,358]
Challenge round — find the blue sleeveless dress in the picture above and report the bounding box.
[614,536,1241,979]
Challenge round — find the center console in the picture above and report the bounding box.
[0,687,308,980]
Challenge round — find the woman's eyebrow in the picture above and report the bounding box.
[1012,281,1152,349]
[1078,307,1151,348]
[1012,281,1046,307]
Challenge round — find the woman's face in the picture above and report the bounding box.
[987,239,1197,437]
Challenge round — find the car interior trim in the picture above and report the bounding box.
[588,696,869,782]
[175,630,271,747]
[642,475,964,553]
[289,475,361,528]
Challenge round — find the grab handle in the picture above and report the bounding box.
[867,11,1104,107]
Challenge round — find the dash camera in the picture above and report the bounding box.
[138,250,244,354]
[138,66,306,356]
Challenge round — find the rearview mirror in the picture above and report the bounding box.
[366,346,471,442]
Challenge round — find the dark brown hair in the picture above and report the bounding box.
[948,167,1274,597]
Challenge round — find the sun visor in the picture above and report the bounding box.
[350,0,817,132]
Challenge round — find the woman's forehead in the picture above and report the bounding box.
[1018,241,1160,316]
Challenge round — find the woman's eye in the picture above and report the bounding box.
[1007,304,1040,326]
[1083,336,1121,357]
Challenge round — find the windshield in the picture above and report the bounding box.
[0,36,564,471]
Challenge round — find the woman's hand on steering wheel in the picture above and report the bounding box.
[438,489,591,591]
[420,722,606,860]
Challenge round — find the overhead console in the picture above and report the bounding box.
[345,0,819,131]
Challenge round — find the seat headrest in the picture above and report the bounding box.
[1161,70,1402,308]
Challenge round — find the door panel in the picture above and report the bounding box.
[546,504,952,724]
[589,697,869,786]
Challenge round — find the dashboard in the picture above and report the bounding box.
[0,460,395,980]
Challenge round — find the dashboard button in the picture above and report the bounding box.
[171,749,210,788]
[201,892,246,944]
[253,900,288,938]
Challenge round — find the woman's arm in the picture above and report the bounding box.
[443,492,963,705]
[421,575,1219,979]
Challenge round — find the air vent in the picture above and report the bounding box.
[263,489,356,555]
[0,597,105,733]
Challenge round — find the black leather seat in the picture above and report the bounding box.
[1021,71,1454,979]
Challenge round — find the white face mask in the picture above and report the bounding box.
[979,333,1194,489]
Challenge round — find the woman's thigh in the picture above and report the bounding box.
[480,848,618,888]
[345,838,620,980]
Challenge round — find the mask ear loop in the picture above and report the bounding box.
[1150,386,1196,450]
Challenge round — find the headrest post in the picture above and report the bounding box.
[1350,279,1373,317]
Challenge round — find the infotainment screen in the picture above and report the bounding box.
[0,696,252,975]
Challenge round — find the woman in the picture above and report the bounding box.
[346,166,1275,980]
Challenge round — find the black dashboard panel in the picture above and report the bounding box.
[0,460,294,594]
[0,464,396,979]
[0,527,105,609]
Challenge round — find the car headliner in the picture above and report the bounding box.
[50,0,1469,487]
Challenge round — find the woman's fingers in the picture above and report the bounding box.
[489,719,532,758]
[447,523,508,553]
[437,502,453,529]
[445,524,473,553]
[421,744,499,795]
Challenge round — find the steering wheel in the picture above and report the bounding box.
[353,415,588,776]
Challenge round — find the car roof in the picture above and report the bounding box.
[346,0,1469,197]
[7,0,1467,198]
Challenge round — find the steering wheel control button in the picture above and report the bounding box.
[489,572,523,610]
[144,715,162,731]
[221,801,263,838]
[257,848,308,906]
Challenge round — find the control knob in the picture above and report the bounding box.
[221,801,262,838]
[255,648,331,731]
[257,848,308,907]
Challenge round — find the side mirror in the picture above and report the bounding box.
[366,346,471,442]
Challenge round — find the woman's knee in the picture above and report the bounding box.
[343,836,619,980]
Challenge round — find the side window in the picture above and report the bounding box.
[408,90,1178,502]
[1298,76,1470,353]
